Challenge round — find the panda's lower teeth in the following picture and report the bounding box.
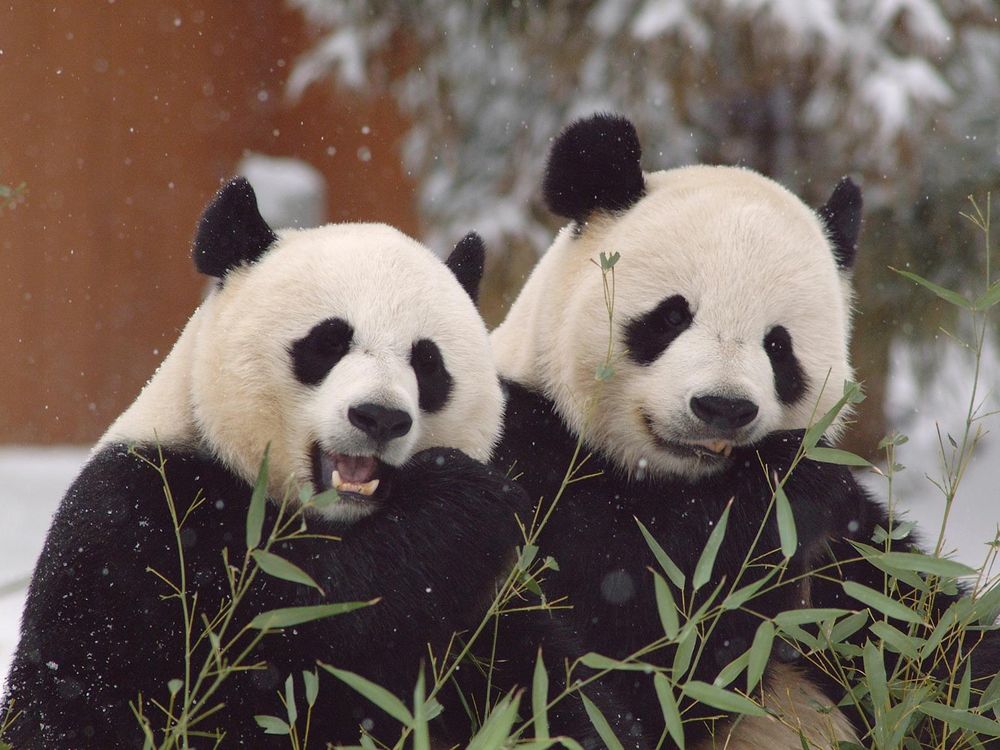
[330,470,380,497]
[695,440,733,456]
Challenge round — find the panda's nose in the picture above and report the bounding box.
[348,403,413,443]
[690,395,759,430]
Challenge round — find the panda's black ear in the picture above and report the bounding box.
[445,232,486,304]
[192,177,278,279]
[817,177,862,270]
[543,113,645,225]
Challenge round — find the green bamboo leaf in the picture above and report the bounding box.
[722,567,779,611]
[254,715,290,735]
[251,549,324,593]
[303,669,319,708]
[802,382,862,451]
[654,673,685,750]
[673,628,697,679]
[877,551,978,579]
[579,653,651,672]
[310,488,340,510]
[520,544,539,569]
[635,517,685,588]
[284,674,297,727]
[167,678,182,696]
[468,692,522,750]
[252,600,376,630]
[863,641,889,716]
[413,668,430,750]
[533,650,550,740]
[246,445,270,550]
[958,661,972,712]
[829,609,869,644]
[775,484,797,558]
[581,693,625,750]
[693,502,732,591]
[805,446,872,467]
[319,663,414,726]
[919,702,1000,737]
[893,268,975,310]
[747,621,774,692]
[682,681,767,716]
[974,281,1000,311]
[654,572,680,639]
[842,581,923,624]
[870,621,921,660]
[773,609,849,628]
[714,649,749,689]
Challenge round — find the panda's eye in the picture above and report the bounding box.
[625,294,693,365]
[410,339,453,413]
[289,317,354,386]
[763,325,808,404]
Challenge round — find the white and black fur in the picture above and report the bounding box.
[492,115,1000,748]
[0,180,605,748]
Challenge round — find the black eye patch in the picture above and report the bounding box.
[289,318,354,386]
[625,295,693,365]
[764,325,808,404]
[410,339,453,413]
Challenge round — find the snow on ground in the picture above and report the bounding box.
[0,447,89,684]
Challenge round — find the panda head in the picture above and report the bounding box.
[122,178,501,522]
[493,114,862,481]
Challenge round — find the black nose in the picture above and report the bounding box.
[348,403,413,443]
[690,395,759,429]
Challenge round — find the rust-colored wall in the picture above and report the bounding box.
[0,2,417,443]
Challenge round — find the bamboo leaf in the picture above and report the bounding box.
[581,693,625,750]
[654,572,680,639]
[919,702,1000,737]
[870,621,921,660]
[303,669,319,708]
[533,650,550,740]
[893,269,975,310]
[254,715,290,735]
[774,609,849,628]
[714,649,749,689]
[775,484,797,558]
[877,551,978,579]
[251,549,324,593]
[654,673,685,750]
[252,600,375,630]
[805,446,872,467]
[319,663,414,726]
[747,621,774,692]
[468,692,522,750]
[842,581,923,624]
[693,502,732,591]
[284,673,298,727]
[682,681,767,716]
[413,668,430,750]
[829,609,869,644]
[722,567,779,611]
[863,641,889,716]
[246,445,270,550]
[579,653,652,672]
[974,281,1000,311]
[636,517,685,588]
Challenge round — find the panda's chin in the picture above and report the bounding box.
[640,413,737,464]
[310,443,393,506]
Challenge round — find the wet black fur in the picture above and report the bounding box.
[193,178,278,279]
[817,176,863,270]
[494,381,1000,748]
[1,442,625,748]
[445,232,486,304]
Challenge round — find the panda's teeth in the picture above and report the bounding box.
[723,444,733,457]
[331,470,380,497]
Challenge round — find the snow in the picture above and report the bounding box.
[0,446,89,682]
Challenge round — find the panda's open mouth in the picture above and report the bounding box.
[310,444,391,502]
[642,414,735,460]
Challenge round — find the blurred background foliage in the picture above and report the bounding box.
[288,0,1000,454]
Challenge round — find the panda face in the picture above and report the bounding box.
[494,165,856,480]
[186,223,501,522]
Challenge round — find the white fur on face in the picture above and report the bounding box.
[493,166,854,479]
[103,223,503,521]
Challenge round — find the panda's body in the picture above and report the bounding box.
[1,180,588,748]
[492,115,999,748]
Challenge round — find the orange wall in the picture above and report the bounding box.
[0,2,418,443]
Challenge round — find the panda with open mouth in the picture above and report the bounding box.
[1,180,611,748]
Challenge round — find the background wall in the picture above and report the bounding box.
[0,1,416,443]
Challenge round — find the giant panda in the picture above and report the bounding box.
[491,115,1000,748]
[0,178,600,748]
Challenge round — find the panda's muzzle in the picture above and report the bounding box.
[311,445,390,501]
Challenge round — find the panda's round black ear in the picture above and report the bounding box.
[445,232,486,304]
[817,177,862,270]
[543,113,645,225]
[192,177,278,279]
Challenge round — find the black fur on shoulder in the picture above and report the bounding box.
[543,113,645,226]
[817,176,862,270]
[445,231,486,304]
[193,177,278,279]
[3,443,614,748]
